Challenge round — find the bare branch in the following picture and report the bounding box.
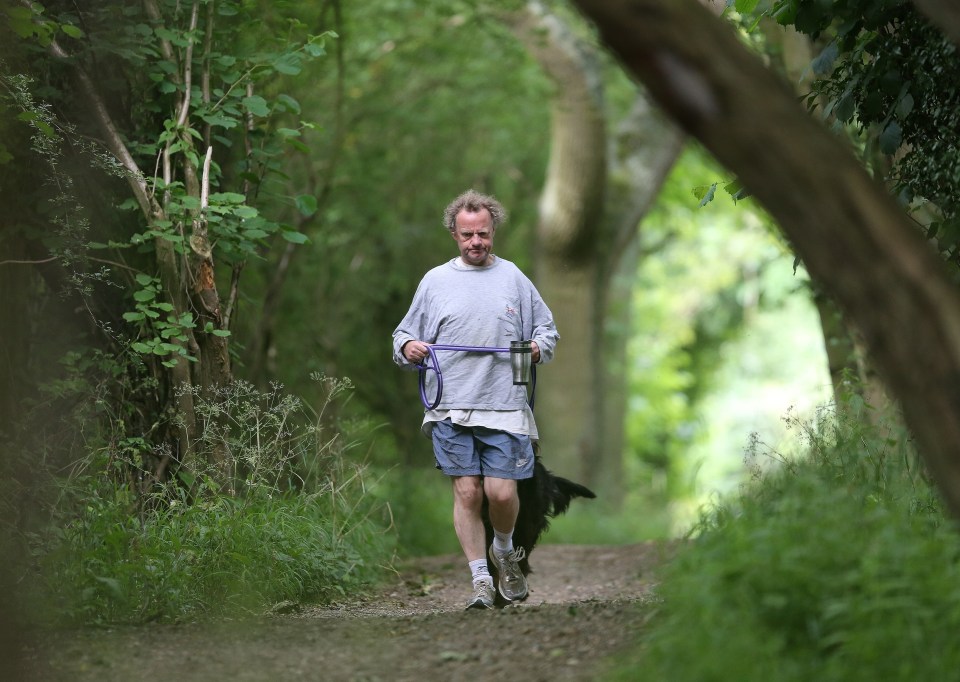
[0,256,57,266]
[200,146,213,209]
[32,18,158,219]
[177,2,200,128]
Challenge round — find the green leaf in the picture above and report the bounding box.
[122,312,145,322]
[295,194,318,217]
[879,122,902,155]
[135,273,155,286]
[60,23,84,38]
[93,576,124,600]
[242,95,271,117]
[281,230,309,244]
[895,93,914,119]
[272,54,303,75]
[811,43,837,77]
[285,139,310,154]
[210,192,246,204]
[133,289,156,302]
[34,120,56,139]
[735,0,760,13]
[693,183,717,207]
[180,196,201,210]
[200,113,238,129]
[212,329,232,337]
[277,94,301,114]
[834,94,855,123]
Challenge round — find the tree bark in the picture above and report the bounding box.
[45,1,233,483]
[911,0,960,47]
[503,2,608,487]
[571,0,960,517]
[505,3,682,502]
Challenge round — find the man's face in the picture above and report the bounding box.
[452,209,495,266]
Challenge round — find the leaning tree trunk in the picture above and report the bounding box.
[504,2,683,501]
[911,0,960,47]
[572,0,960,518]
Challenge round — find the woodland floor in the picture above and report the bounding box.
[22,541,674,682]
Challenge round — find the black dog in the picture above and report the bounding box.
[481,445,596,605]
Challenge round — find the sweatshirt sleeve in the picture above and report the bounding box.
[392,277,431,369]
[527,280,559,365]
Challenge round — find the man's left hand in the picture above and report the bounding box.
[531,341,541,363]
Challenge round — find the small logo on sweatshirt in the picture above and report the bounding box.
[505,305,517,316]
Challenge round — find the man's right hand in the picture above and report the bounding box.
[402,340,431,364]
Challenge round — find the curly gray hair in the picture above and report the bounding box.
[442,189,507,232]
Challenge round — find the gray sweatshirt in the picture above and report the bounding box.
[392,256,559,411]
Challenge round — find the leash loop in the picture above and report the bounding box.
[415,344,537,411]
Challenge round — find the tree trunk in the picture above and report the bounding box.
[46,3,234,485]
[911,0,960,47]
[503,2,608,487]
[571,0,960,518]
[505,2,682,501]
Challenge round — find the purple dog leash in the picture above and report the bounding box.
[415,344,537,411]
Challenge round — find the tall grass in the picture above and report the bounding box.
[13,378,396,626]
[609,402,960,681]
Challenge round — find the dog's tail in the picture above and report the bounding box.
[549,476,596,517]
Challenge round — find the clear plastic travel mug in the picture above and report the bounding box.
[510,340,533,385]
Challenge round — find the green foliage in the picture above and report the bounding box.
[32,484,391,625]
[609,402,960,681]
[628,144,826,523]
[374,470,462,557]
[247,0,554,437]
[2,0,327,381]
[14,378,395,626]
[766,0,960,261]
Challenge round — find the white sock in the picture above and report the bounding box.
[469,559,492,585]
[493,528,514,556]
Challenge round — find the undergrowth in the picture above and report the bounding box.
[8,378,396,626]
[609,401,960,681]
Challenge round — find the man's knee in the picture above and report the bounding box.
[483,477,517,507]
[452,475,484,509]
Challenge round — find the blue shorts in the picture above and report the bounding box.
[431,419,535,480]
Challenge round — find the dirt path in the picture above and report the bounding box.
[25,542,671,682]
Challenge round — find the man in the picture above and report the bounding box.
[392,189,560,609]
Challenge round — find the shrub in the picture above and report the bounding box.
[609,403,960,681]
[13,377,396,626]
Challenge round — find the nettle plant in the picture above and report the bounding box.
[8,0,331,476]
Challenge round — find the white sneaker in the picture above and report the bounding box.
[465,578,495,609]
[488,545,528,601]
